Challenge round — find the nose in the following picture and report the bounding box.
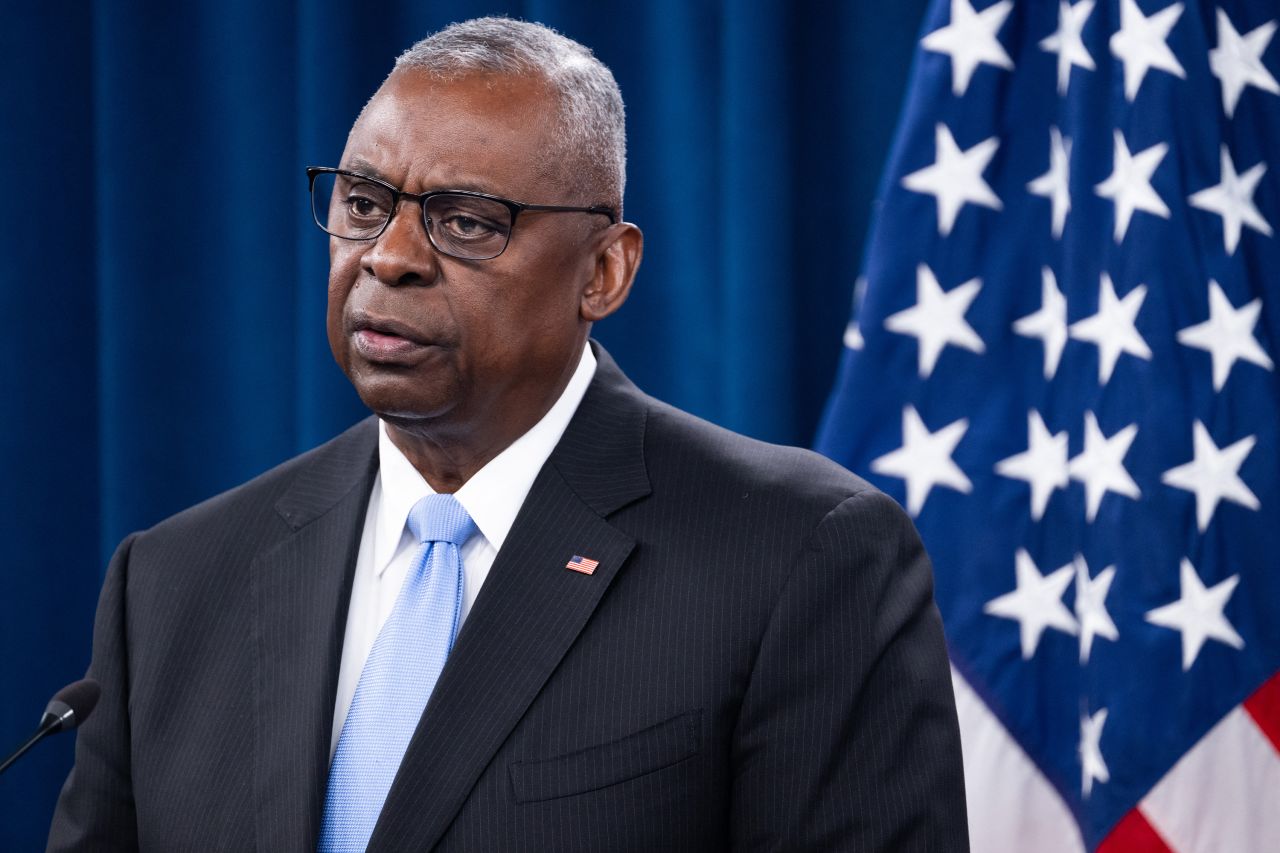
[362,199,440,287]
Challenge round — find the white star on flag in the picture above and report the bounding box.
[843,277,868,350]
[1176,280,1273,391]
[995,410,1069,521]
[1040,0,1096,95]
[1160,420,1259,532]
[1209,8,1279,119]
[1027,127,1072,239]
[1188,145,1272,255]
[1145,559,1245,670]
[883,264,985,377]
[1095,130,1171,243]
[1069,273,1152,385]
[1074,556,1118,664]
[921,0,1014,96]
[1080,708,1110,797]
[1013,267,1069,379]
[871,406,972,517]
[1109,0,1187,102]
[901,123,1002,236]
[984,548,1078,659]
[1068,412,1141,522]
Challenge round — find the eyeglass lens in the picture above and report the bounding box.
[311,171,514,260]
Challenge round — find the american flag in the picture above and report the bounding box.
[565,555,600,575]
[815,1,1280,850]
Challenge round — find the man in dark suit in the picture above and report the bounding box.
[49,17,968,852]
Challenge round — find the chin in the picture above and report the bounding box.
[350,371,458,423]
[363,394,457,425]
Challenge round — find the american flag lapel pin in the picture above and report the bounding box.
[565,554,600,575]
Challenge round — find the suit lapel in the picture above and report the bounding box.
[251,418,379,853]
[370,346,652,851]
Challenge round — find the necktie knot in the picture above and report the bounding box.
[406,493,476,547]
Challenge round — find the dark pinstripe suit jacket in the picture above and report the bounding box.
[48,345,968,852]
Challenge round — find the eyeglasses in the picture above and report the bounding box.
[307,167,617,261]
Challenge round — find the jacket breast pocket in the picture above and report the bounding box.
[509,709,702,803]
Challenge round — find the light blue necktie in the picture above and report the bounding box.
[319,493,475,852]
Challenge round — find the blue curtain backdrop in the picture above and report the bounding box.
[0,0,926,845]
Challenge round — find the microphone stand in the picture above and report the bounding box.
[0,714,65,775]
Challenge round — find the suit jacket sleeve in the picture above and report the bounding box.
[47,534,140,852]
[730,488,968,851]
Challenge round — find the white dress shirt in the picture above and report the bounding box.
[329,344,598,756]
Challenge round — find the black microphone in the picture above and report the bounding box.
[0,679,101,775]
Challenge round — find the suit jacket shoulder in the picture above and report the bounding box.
[556,353,893,597]
[49,417,380,852]
[134,416,378,560]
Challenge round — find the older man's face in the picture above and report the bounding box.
[327,69,600,443]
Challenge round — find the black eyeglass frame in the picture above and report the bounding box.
[306,166,618,260]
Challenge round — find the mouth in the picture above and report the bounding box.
[349,313,441,363]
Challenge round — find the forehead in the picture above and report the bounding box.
[342,69,564,198]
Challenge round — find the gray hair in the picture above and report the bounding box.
[394,17,627,211]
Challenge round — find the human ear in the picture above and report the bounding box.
[580,223,643,322]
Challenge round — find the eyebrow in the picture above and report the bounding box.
[341,158,392,182]
[337,158,507,199]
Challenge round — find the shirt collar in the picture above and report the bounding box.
[371,343,598,574]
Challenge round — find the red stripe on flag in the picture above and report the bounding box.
[1098,808,1174,853]
[1243,670,1280,755]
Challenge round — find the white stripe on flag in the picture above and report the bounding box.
[951,667,1085,853]
[1140,704,1280,853]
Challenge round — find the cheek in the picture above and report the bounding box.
[493,272,587,364]
[327,245,365,294]
[521,250,591,319]
[325,286,347,368]
[326,252,362,363]
[494,274,578,336]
